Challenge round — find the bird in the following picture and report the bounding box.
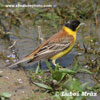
[6,20,85,68]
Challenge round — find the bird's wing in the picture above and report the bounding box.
[28,35,73,63]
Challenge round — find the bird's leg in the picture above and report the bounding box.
[38,60,42,69]
[52,59,57,66]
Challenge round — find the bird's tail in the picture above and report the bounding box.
[5,55,34,68]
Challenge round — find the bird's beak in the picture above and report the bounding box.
[79,23,86,27]
[76,23,86,31]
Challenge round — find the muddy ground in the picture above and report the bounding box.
[0,66,52,100]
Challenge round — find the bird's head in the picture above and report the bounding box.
[65,20,85,31]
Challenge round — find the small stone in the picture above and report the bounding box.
[5,76,9,79]
[17,79,23,84]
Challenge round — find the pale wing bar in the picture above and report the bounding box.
[35,41,71,56]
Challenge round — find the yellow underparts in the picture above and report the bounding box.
[50,26,77,60]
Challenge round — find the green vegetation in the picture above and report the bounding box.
[28,60,98,100]
[0,92,11,100]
